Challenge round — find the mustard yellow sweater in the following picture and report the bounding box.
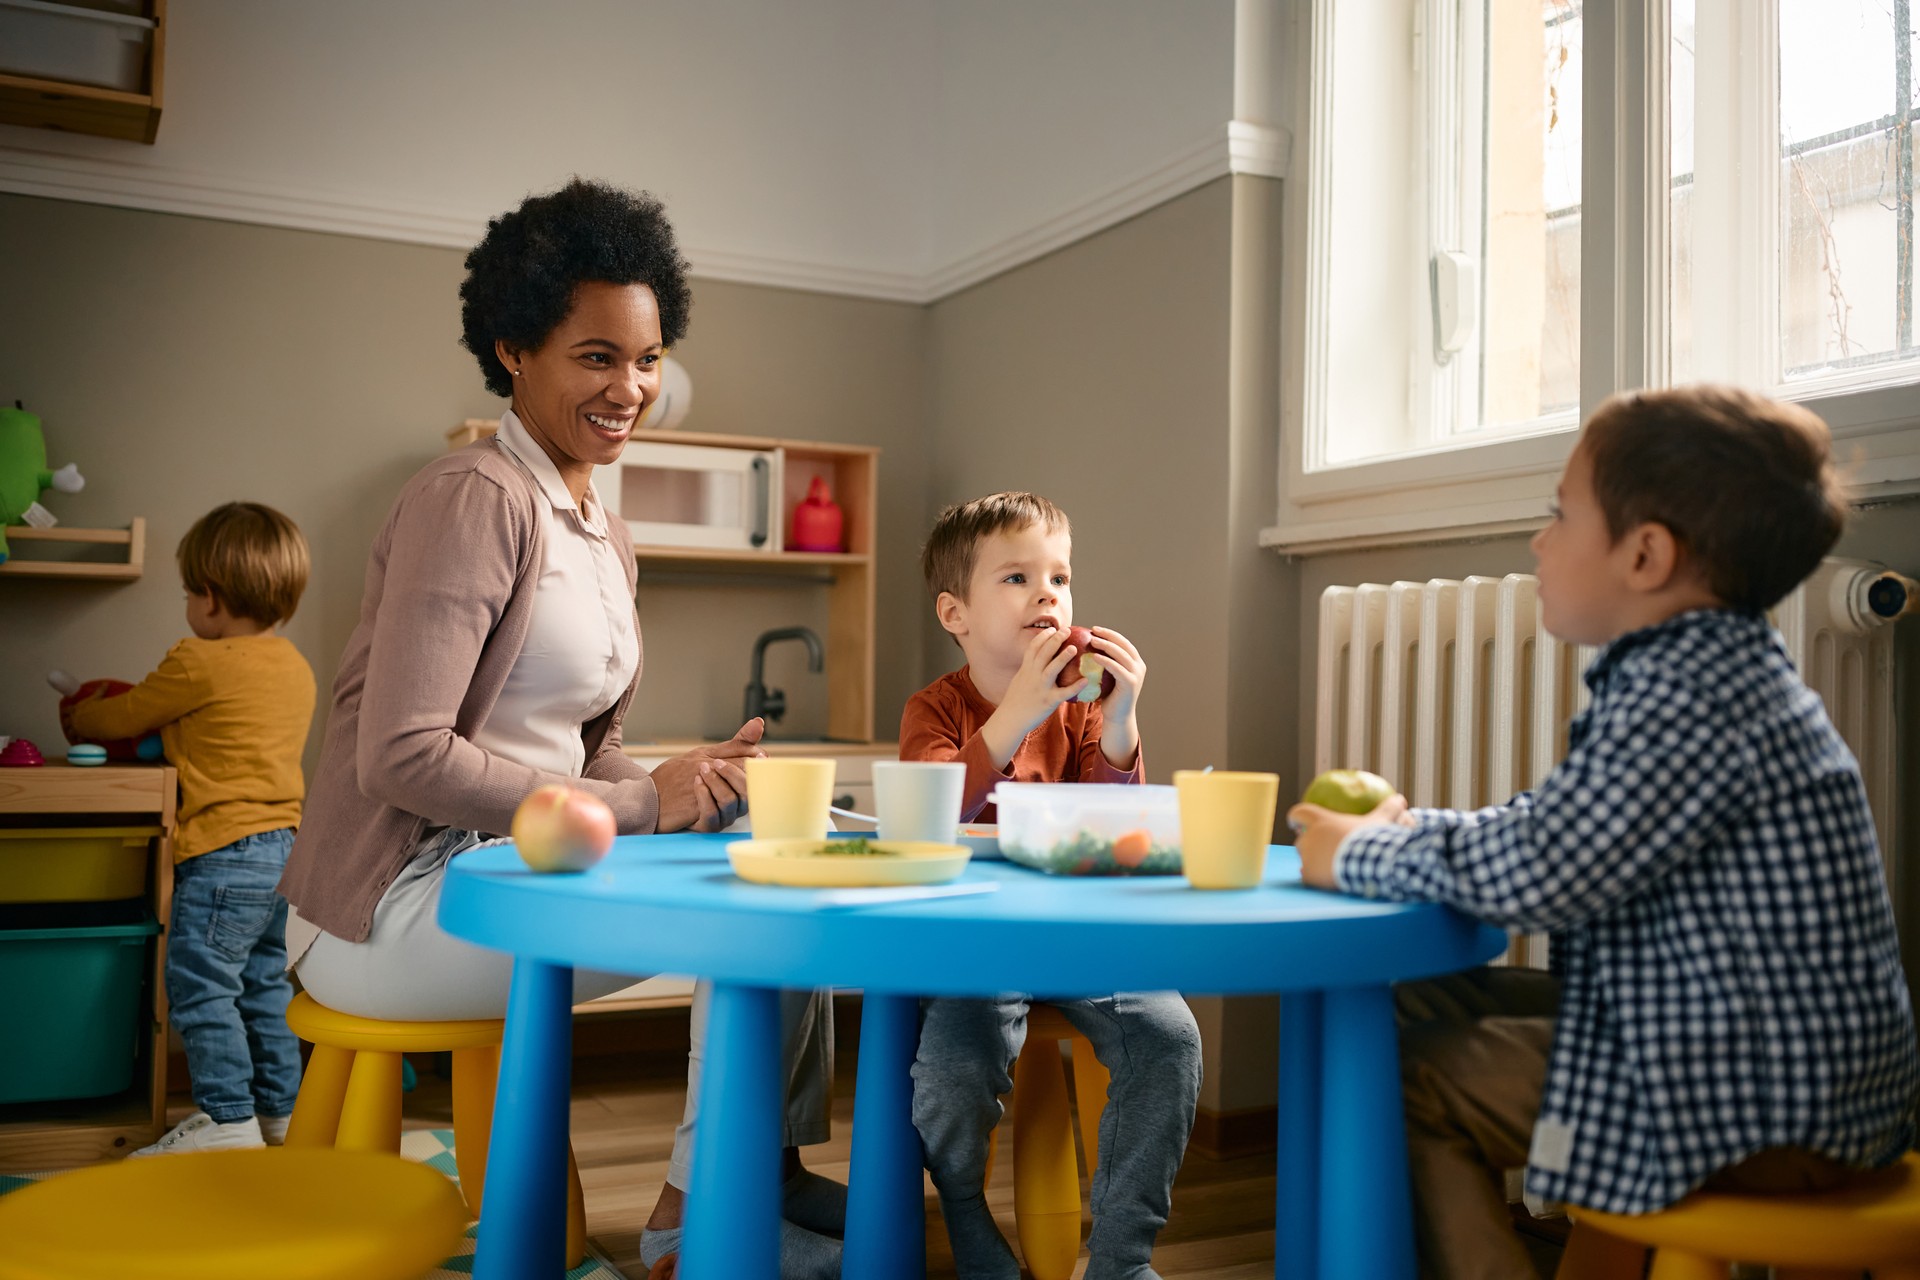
[69,635,316,860]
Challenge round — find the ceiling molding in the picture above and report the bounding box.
[0,121,1289,306]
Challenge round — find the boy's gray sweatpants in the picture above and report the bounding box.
[912,992,1201,1277]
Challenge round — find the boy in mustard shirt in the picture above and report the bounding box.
[65,502,317,1156]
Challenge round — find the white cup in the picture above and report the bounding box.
[872,761,967,843]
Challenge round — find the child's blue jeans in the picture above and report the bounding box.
[166,829,303,1123]
[912,993,1202,1278]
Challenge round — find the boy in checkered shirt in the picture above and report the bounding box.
[1290,385,1918,1279]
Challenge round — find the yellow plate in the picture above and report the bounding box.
[727,838,972,887]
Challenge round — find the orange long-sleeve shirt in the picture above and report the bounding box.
[898,667,1141,823]
[69,635,316,860]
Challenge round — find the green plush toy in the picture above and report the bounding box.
[0,401,85,565]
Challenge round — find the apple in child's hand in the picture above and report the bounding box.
[1300,769,1397,815]
[1053,625,1118,703]
[512,784,616,873]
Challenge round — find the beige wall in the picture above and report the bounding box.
[923,177,1300,1112]
[922,179,1238,778]
[0,193,929,762]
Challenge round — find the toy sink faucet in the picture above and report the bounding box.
[0,401,85,565]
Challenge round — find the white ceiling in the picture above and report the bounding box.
[0,0,1256,301]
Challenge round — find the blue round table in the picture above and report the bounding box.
[438,833,1504,1279]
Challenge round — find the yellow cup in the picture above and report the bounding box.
[744,757,836,839]
[1174,770,1280,890]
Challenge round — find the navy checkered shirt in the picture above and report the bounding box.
[1336,608,1918,1214]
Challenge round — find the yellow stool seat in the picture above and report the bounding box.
[1562,1154,1920,1279]
[0,1147,467,1280]
[984,1004,1112,1280]
[283,992,586,1269]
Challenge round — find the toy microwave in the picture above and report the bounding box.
[592,439,783,553]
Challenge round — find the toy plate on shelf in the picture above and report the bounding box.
[727,838,971,888]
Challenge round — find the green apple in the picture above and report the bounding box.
[1301,769,1397,815]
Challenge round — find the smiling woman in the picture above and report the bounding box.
[276,179,845,1279]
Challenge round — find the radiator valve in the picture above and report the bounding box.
[1839,568,1920,631]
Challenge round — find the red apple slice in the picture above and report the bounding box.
[1054,625,1119,702]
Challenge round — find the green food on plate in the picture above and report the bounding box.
[786,838,897,857]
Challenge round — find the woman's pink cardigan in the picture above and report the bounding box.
[279,441,656,943]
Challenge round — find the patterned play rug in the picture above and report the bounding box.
[0,1128,627,1280]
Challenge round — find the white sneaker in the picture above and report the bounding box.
[127,1111,264,1158]
[259,1113,290,1146]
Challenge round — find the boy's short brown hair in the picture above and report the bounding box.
[1582,385,1849,611]
[176,502,310,627]
[922,492,1071,601]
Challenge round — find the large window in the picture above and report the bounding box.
[1672,0,1920,389]
[1270,0,1920,553]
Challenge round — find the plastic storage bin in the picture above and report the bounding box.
[0,826,158,903]
[0,901,159,1103]
[0,0,155,92]
[992,782,1182,875]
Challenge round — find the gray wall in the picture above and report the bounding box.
[923,179,1239,779]
[0,193,929,761]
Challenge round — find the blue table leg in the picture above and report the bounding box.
[680,982,783,1280]
[474,957,574,1280]
[1273,990,1323,1279]
[843,992,927,1279]
[1318,984,1414,1279]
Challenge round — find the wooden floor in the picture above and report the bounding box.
[390,1042,1287,1279]
[284,1015,1563,1279]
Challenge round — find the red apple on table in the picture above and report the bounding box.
[1053,625,1118,703]
[512,784,616,873]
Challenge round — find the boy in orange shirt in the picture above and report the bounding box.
[901,492,1200,1280]
[65,502,317,1156]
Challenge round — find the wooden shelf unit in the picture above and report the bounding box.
[448,420,880,741]
[0,1,166,143]
[0,519,146,581]
[0,764,176,1171]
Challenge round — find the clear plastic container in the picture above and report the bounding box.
[991,782,1182,876]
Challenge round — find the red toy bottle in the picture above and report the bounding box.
[790,475,845,552]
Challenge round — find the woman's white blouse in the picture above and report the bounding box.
[474,409,641,777]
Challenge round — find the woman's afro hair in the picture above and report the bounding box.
[460,178,692,398]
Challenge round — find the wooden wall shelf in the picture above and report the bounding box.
[0,2,167,144]
[0,520,146,581]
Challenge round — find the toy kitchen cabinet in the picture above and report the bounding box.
[448,419,879,742]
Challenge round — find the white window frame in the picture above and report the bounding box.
[1263,0,1920,557]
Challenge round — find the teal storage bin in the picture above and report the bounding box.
[0,902,158,1104]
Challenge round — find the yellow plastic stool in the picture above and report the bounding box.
[1559,1153,1920,1280]
[982,1004,1113,1280]
[283,991,586,1269]
[0,1147,467,1280]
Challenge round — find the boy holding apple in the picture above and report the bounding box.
[64,502,317,1157]
[1289,387,1918,1279]
[900,491,1201,1280]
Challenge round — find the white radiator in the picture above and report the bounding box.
[1315,559,1912,964]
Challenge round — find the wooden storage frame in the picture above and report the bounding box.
[0,519,146,580]
[448,420,879,741]
[0,764,176,1171]
[0,0,166,143]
